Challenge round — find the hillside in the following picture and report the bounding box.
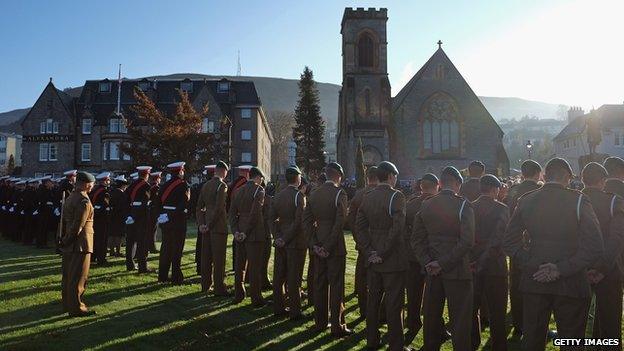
[0,74,566,135]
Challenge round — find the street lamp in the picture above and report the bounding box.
[526,140,533,159]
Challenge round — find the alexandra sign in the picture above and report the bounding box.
[23,135,74,142]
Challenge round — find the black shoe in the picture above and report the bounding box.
[440,329,452,343]
[333,328,354,339]
[512,327,523,338]
[127,265,138,271]
[69,310,96,317]
[547,329,558,340]
[405,329,418,345]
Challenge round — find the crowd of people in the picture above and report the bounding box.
[2,155,623,351]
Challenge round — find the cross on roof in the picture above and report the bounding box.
[437,40,443,49]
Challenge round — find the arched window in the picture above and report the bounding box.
[420,92,461,158]
[358,33,375,68]
[441,120,450,150]
[432,121,441,154]
[423,120,432,149]
[450,120,459,148]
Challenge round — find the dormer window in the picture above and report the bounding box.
[218,81,230,93]
[180,81,193,93]
[138,81,151,91]
[99,81,111,93]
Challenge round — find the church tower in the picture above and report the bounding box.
[336,7,392,178]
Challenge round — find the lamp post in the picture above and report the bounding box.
[526,140,533,160]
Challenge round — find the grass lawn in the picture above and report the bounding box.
[1,225,559,350]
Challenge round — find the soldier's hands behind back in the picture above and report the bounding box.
[533,263,560,283]
[198,224,208,234]
[425,261,442,276]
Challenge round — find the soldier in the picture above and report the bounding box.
[503,158,604,351]
[157,162,190,285]
[13,180,26,242]
[581,162,624,346]
[22,179,40,245]
[304,162,352,337]
[229,166,267,306]
[60,171,96,317]
[90,172,111,265]
[459,161,486,202]
[196,161,230,295]
[411,166,475,351]
[108,175,129,257]
[348,166,378,317]
[148,171,162,254]
[261,181,274,290]
[355,161,408,350]
[404,173,441,346]
[470,175,509,351]
[36,176,56,248]
[604,156,624,197]
[505,159,542,336]
[269,166,307,318]
[125,166,152,272]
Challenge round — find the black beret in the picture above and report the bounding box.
[76,171,95,183]
[603,156,624,175]
[420,173,439,185]
[249,166,265,179]
[469,160,485,169]
[441,166,463,183]
[216,160,229,171]
[480,174,502,188]
[377,161,399,175]
[285,166,302,176]
[326,162,344,176]
[545,158,573,176]
[300,177,309,186]
[581,162,608,181]
[366,166,378,178]
[521,160,542,176]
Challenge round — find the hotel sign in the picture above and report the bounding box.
[23,135,74,142]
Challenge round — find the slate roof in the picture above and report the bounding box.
[553,104,624,141]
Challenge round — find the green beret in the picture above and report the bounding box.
[216,160,229,171]
[420,173,439,185]
[480,174,502,188]
[545,158,573,177]
[377,161,399,176]
[249,166,265,179]
[286,166,302,176]
[326,162,344,176]
[442,166,463,183]
[76,171,95,183]
[366,166,378,178]
[581,162,608,181]
[469,160,485,170]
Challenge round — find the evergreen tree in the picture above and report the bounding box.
[292,66,326,176]
[355,138,366,188]
[120,88,215,173]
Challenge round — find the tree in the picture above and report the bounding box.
[120,88,215,173]
[6,154,15,175]
[268,110,296,175]
[355,138,366,188]
[292,66,326,176]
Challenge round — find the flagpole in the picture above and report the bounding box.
[117,64,122,115]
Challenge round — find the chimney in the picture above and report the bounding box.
[567,106,584,123]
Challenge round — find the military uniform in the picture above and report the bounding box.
[411,189,475,351]
[356,183,408,350]
[304,181,349,335]
[269,184,307,317]
[503,183,604,351]
[261,191,273,289]
[504,179,541,334]
[148,180,161,253]
[157,172,190,284]
[90,183,111,264]
[348,185,375,316]
[605,178,624,197]
[125,175,151,271]
[470,195,509,351]
[108,183,128,256]
[583,187,624,346]
[60,182,94,316]
[229,180,266,305]
[196,175,229,294]
[36,180,56,248]
[459,178,481,202]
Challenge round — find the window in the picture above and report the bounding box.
[41,119,59,134]
[138,81,151,91]
[0,148,6,154]
[441,120,450,151]
[81,143,91,161]
[103,141,109,160]
[40,122,46,134]
[201,118,215,133]
[450,121,459,148]
[109,118,127,133]
[423,120,432,149]
[109,142,120,160]
[241,108,252,119]
[358,33,375,67]
[99,82,111,93]
[241,130,252,140]
[49,144,57,161]
[53,121,59,134]
[421,92,461,156]
[180,81,193,93]
[123,143,131,160]
[432,121,441,154]
[241,152,252,163]
[218,81,230,93]
[82,119,92,134]
[39,143,48,161]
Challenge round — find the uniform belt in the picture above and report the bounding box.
[147,200,152,206]
[163,206,176,210]
[131,201,143,206]
[94,205,102,210]
[46,201,54,205]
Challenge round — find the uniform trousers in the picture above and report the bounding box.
[234,240,265,305]
[355,251,368,316]
[471,274,508,351]
[522,292,590,351]
[61,252,91,314]
[406,260,426,334]
[126,215,148,270]
[93,214,108,263]
[367,269,406,350]
[200,231,228,294]
[158,221,186,283]
[313,254,346,334]
[423,276,473,351]
[593,273,623,350]
[510,260,523,333]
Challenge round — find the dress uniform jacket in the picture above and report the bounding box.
[460,178,481,202]
[109,187,128,238]
[90,184,110,263]
[196,176,229,293]
[60,190,94,315]
[355,184,408,350]
[36,185,56,248]
[148,183,160,252]
[125,178,151,270]
[157,176,190,284]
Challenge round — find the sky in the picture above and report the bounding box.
[0,0,622,112]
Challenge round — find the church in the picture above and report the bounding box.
[336,8,509,180]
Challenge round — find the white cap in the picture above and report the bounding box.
[167,161,185,170]
[237,165,253,170]
[204,165,216,170]
[130,172,138,179]
[136,166,152,172]
[150,171,162,177]
[114,175,127,182]
[16,180,26,185]
[64,169,77,176]
[40,175,53,181]
[28,178,40,184]
[96,172,111,180]
[0,176,10,180]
